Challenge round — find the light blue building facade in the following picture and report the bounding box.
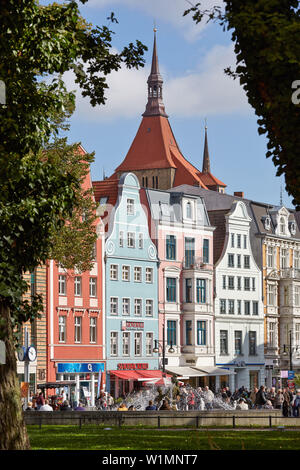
[104,173,159,397]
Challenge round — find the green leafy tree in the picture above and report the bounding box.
[0,0,146,449]
[184,0,300,208]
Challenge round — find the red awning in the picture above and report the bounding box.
[137,370,172,379]
[109,370,141,380]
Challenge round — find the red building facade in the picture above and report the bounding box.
[46,146,105,407]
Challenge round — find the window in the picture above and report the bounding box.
[185,320,192,345]
[267,246,275,268]
[59,316,66,342]
[99,196,108,205]
[138,233,143,249]
[186,201,192,219]
[237,300,242,315]
[127,198,134,215]
[228,299,235,314]
[134,332,142,356]
[294,250,300,269]
[146,333,153,356]
[134,267,142,282]
[74,276,82,297]
[244,235,247,249]
[295,286,300,307]
[110,297,118,315]
[268,322,276,348]
[58,275,66,295]
[237,234,241,248]
[235,331,242,355]
[244,255,250,269]
[90,317,97,343]
[119,231,124,248]
[228,254,234,268]
[237,276,241,291]
[89,277,97,297]
[281,248,288,269]
[244,300,250,315]
[222,275,226,289]
[110,264,118,281]
[237,255,241,268]
[220,299,226,314]
[228,276,235,290]
[127,232,135,248]
[231,233,235,248]
[122,265,130,282]
[184,237,195,268]
[197,321,206,346]
[74,316,82,343]
[110,332,118,356]
[284,286,289,306]
[220,330,228,355]
[279,217,286,235]
[167,320,177,346]
[253,301,259,315]
[295,324,300,346]
[166,235,176,260]
[196,279,206,303]
[252,277,256,291]
[145,267,153,283]
[145,299,153,316]
[244,277,250,291]
[249,331,257,355]
[203,239,209,264]
[134,299,142,316]
[166,278,176,302]
[122,332,130,356]
[185,278,192,303]
[268,284,276,306]
[122,298,130,316]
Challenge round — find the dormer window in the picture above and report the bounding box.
[264,216,271,231]
[280,217,286,235]
[186,201,192,219]
[290,221,296,236]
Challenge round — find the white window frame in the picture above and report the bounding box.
[74,276,82,297]
[122,265,130,282]
[59,316,66,343]
[110,297,118,315]
[89,277,97,297]
[145,267,153,283]
[146,332,153,356]
[134,332,142,356]
[58,275,67,296]
[90,317,97,343]
[127,232,135,248]
[122,298,130,316]
[145,299,153,317]
[74,316,82,343]
[134,298,142,316]
[134,266,142,283]
[110,264,118,281]
[110,332,118,356]
[122,331,130,356]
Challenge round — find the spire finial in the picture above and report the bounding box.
[142,26,168,118]
[202,120,211,174]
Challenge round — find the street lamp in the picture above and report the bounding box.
[282,330,299,372]
[153,322,174,374]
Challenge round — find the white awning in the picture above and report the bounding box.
[194,366,236,376]
[165,366,207,378]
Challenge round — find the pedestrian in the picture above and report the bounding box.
[74,402,86,411]
[203,386,214,410]
[159,399,171,410]
[236,398,248,410]
[188,391,195,410]
[145,400,157,411]
[60,400,72,411]
[250,387,258,408]
[25,401,35,411]
[282,388,292,417]
[39,399,53,411]
[106,393,114,410]
[117,403,128,411]
[292,389,300,417]
[274,389,284,410]
[255,386,267,409]
[35,391,45,410]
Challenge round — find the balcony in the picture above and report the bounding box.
[182,256,212,270]
[280,268,300,280]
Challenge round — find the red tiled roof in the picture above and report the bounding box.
[200,171,226,188]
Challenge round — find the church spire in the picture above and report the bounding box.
[143,29,168,118]
[202,123,211,174]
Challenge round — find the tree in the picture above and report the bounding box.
[184,0,300,208]
[0,0,147,449]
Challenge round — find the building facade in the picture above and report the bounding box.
[103,173,160,397]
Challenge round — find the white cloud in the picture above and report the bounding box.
[64,43,249,123]
[85,0,224,42]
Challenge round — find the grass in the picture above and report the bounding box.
[26,425,300,450]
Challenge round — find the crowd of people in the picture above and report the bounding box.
[23,384,300,417]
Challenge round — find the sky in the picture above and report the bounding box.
[40,0,294,208]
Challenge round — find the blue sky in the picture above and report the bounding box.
[40,0,293,208]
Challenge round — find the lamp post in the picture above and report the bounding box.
[283,330,295,372]
[153,321,174,375]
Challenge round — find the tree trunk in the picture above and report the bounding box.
[0,301,31,450]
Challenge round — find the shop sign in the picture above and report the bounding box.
[121,321,144,331]
[117,363,148,371]
[57,363,105,373]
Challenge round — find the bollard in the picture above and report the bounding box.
[233,416,236,428]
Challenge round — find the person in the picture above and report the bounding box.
[146,400,157,411]
[35,392,45,410]
[292,389,300,417]
[188,391,195,410]
[236,398,249,410]
[282,388,291,417]
[25,401,35,411]
[74,402,86,411]
[255,386,267,409]
[263,400,273,410]
[159,399,171,410]
[107,393,114,411]
[39,399,53,411]
[274,389,284,410]
[128,405,136,411]
[60,400,72,411]
[117,403,128,411]
[250,387,258,408]
[203,386,214,410]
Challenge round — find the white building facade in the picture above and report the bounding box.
[214,201,265,391]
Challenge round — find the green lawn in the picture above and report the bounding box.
[27,425,300,450]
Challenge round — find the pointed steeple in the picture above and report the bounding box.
[143,29,168,118]
[202,124,211,173]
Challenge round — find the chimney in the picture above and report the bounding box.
[234,191,244,198]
